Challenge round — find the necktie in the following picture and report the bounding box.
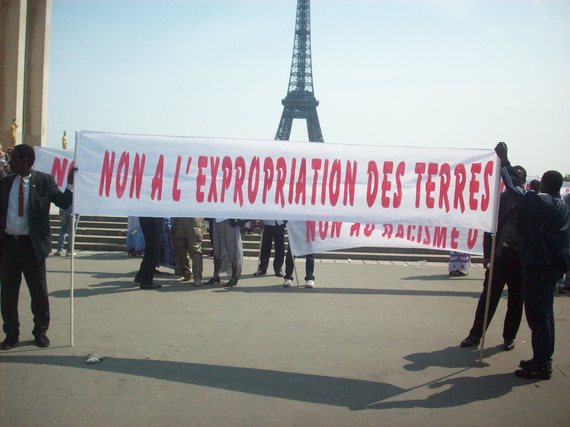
[18,177,24,216]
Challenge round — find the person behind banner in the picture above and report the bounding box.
[253,220,285,277]
[448,251,470,277]
[134,217,162,290]
[495,141,570,380]
[282,222,315,288]
[206,219,243,287]
[171,217,205,286]
[0,144,74,350]
[54,205,79,257]
[460,165,527,351]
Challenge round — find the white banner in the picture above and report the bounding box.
[33,147,75,189]
[74,131,500,232]
[287,220,485,256]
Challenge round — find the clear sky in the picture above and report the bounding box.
[47,0,570,176]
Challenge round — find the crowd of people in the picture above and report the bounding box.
[126,216,315,290]
[1,142,569,385]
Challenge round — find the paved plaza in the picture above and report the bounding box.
[1,252,569,426]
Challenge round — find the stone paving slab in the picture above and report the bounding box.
[1,251,569,426]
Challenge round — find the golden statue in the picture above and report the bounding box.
[62,130,68,149]
[9,119,18,148]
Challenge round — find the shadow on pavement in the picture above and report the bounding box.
[0,354,526,410]
[366,372,526,409]
[403,345,503,371]
[401,274,481,282]
[0,355,403,410]
[217,285,482,298]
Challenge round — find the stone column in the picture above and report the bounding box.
[0,0,27,150]
[22,0,51,147]
[0,0,51,150]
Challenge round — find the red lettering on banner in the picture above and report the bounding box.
[414,162,426,208]
[395,224,404,239]
[454,164,466,213]
[439,163,451,212]
[234,156,245,206]
[331,221,342,238]
[425,163,438,209]
[381,161,405,208]
[220,156,232,203]
[129,153,145,199]
[381,161,393,208]
[329,159,341,206]
[186,156,192,175]
[367,161,379,207]
[51,158,74,187]
[196,156,207,203]
[450,227,459,249]
[295,158,306,205]
[288,158,297,204]
[467,229,478,249]
[116,151,129,198]
[469,162,482,210]
[433,227,447,248]
[207,156,220,203]
[394,161,405,208]
[311,158,321,205]
[407,225,416,242]
[350,222,361,237]
[306,221,316,241]
[382,224,393,238]
[364,223,375,237]
[319,221,328,240]
[275,157,287,208]
[262,157,274,204]
[481,160,493,211]
[248,156,260,204]
[422,226,431,245]
[344,161,357,206]
[320,159,329,205]
[151,155,164,200]
[172,155,182,202]
[99,151,116,197]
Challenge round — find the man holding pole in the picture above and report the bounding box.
[495,142,570,380]
[460,165,527,351]
[0,144,74,350]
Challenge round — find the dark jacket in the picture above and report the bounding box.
[0,170,73,262]
[501,162,570,274]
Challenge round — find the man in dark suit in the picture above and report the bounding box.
[0,144,73,350]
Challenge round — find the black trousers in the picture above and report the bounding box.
[469,247,523,341]
[523,269,557,369]
[135,217,162,285]
[1,235,49,337]
[257,224,285,274]
[284,246,315,281]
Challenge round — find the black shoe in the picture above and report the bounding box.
[460,335,480,347]
[34,333,50,348]
[519,359,535,369]
[275,271,284,277]
[515,367,552,380]
[139,283,161,289]
[1,335,19,350]
[205,276,220,286]
[223,278,238,287]
[253,271,266,277]
[503,340,515,351]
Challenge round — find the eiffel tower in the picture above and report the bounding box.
[275,0,324,142]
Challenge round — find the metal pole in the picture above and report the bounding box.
[478,157,503,362]
[69,212,75,347]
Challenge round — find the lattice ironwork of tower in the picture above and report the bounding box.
[275,0,324,142]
